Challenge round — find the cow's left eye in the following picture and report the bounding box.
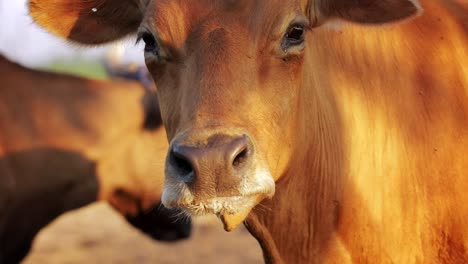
[137,31,161,57]
[282,24,306,51]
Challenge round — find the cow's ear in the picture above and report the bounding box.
[29,0,147,45]
[309,0,423,26]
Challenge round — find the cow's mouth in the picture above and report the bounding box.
[180,195,258,216]
[163,189,273,231]
[165,194,266,231]
[180,195,258,231]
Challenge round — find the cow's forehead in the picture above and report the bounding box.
[142,0,305,46]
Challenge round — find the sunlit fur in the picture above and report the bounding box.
[29,0,468,263]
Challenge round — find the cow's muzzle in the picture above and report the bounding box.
[162,131,275,231]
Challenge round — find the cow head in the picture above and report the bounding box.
[29,0,421,230]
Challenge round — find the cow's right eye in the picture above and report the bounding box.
[281,24,306,52]
[137,32,160,57]
[286,26,305,45]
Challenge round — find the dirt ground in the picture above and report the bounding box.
[22,202,263,264]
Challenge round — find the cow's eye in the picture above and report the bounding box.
[287,26,305,43]
[137,32,160,57]
[282,24,306,51]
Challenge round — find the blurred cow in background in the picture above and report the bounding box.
[0,54,191,264]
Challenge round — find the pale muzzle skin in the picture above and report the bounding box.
[161,128,277,231]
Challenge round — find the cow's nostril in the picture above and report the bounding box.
[170,149,194,179]
[229,135,251,169]
[232,147,249,168]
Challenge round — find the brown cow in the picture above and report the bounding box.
[0,55,191,264]
[29,0,468,263]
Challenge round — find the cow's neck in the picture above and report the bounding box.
[245,63,345,263]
